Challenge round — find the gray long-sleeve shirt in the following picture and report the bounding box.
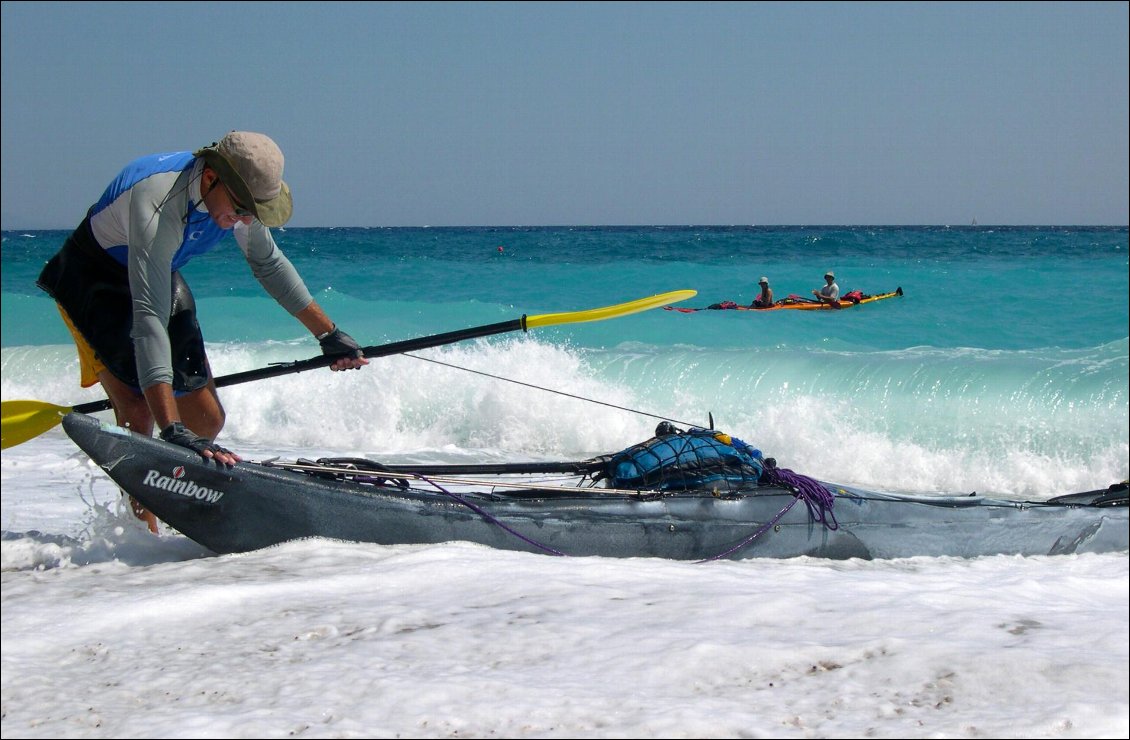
[86,151,313,389]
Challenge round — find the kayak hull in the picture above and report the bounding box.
[61,412,1128,560]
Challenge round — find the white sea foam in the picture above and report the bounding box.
[4,337,1126,498]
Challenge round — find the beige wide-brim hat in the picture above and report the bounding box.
[194,131,293,227]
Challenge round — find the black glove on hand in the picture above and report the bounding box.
[160,422,233,460]
[319,326,364,360]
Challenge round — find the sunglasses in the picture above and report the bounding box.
[216,178,253,218]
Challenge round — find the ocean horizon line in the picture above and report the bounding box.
[3,223,1128,233]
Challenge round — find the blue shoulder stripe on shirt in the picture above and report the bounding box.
[91,151,195,215]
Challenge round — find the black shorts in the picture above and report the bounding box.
[36,219,210,392]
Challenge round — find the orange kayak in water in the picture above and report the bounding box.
[664,287,903,313]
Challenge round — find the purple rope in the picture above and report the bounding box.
[416,475,567,557]
[697,496,802,562]
[413,468,838,562]
[697,467,839,562]
[766,467,840,531]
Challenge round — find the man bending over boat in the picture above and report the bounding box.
[813,271,841,308]
[37,131,369,531]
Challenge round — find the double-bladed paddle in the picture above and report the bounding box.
[1,289,695,449]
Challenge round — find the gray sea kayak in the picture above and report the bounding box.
[61,412,1128,560]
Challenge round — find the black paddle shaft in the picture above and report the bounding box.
[72,317,527,415]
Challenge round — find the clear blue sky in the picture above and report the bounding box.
[2,1,1127,228]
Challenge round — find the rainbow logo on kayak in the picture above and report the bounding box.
[142,468,225,503]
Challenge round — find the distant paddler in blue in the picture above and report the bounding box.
[36,131,368,526]
[813,271,841,307]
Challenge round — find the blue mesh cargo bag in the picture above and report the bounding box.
[603,430,764,491]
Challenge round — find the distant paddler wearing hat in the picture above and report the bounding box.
[751,276,775,308]
[813,271,841,307]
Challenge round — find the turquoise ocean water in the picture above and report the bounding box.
[2,226,1127,499]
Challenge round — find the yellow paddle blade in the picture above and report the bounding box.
[1,400,74,450]
[525,289,696,330]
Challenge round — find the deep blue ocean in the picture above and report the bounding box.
[2,225,1127,499]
